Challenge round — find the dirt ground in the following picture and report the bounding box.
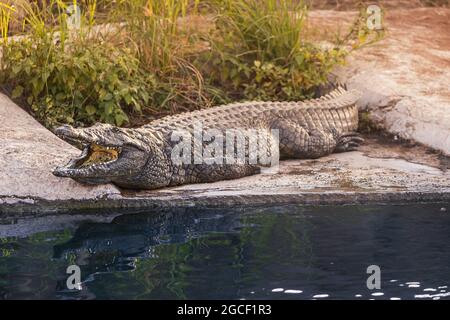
[309,7,450,100]
[308,0,449,10]
[307,6,450,155]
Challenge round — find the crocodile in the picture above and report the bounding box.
[53,87,363,189]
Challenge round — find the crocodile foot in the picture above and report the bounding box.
[335,132,364,153]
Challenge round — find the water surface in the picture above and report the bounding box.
[0,203,449,300]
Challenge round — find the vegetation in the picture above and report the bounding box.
[201,0,347,101]
[0,0,378,128]
[1,36,156,127]
[109,0,223,120]
[0,1,156,126]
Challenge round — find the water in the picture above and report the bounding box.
[0,203,449,300]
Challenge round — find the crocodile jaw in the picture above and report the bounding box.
[52,124,148,185]
[53,146,119,176]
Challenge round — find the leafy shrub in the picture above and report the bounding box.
[199,0,353,101]
[2,38,154,127]
[0,0,156,127]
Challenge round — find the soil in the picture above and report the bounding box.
[308,0,449,10]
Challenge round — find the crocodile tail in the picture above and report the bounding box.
[312,86,361,109]
[310,87,361,133]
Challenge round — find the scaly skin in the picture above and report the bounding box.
[53,87,363,189]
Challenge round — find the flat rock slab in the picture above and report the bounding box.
[0,87,448,217]
[0,94,121,203]
[310,8,450,154]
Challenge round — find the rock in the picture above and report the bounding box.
[310,8,450,155]
[0,93,121,203]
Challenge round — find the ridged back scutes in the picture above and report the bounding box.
[146,87,361,130]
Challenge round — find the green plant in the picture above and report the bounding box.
[110,0,222,115]
[0,0,382,129]
[3,39,156,126]
[358,111,380,134]
[198,0,371,102]
[0,0,155,127]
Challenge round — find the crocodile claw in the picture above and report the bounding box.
[335,132,364,153]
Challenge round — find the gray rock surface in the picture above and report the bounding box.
[0,93,121,203]
[310,8,450,154]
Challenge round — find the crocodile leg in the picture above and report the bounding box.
[273,119,336,159]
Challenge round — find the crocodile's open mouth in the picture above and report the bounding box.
[53,127,126,178]
[71,143,122,169]
[53,137,124,176]
[52,124,151,185]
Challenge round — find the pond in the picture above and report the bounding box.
[0,203,449,300]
